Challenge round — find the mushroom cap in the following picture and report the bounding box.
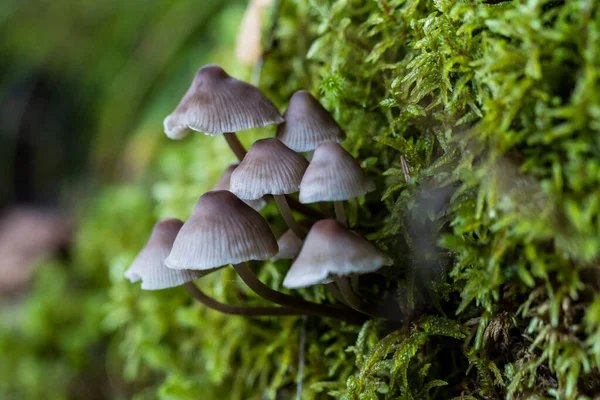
[271,221,313,261]
[299,141,375,203]
[124,218,211,290]
[163,64,283,139]
[213,164,267,211]
[282,219,392,289]
[230,138,309,200]
[165,190,278,270]
[276,90,346,152]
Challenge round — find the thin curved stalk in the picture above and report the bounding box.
[233,263,363,323]
[274,194,308,239]
[335,278,401,321]
[326,282,348,305]
[286,196,323,219]
[224,132,247,161]
[334,201,347,227]
[351,275,359,293]
[184,282,303,316]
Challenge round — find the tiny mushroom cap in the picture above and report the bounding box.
[299,141,375,203]
[163,64,283,139]
[165,190,278,271]
[282,219,392,289]
[124,218,211,290]
[272,221,313,261]
[230,138,309,200]
[276,90,346,152]
[213,164,266,211]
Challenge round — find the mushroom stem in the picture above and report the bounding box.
[335,278,400,320]
[351,275,360,293]
[333,201,347,227]
[224,132,247,161]
[234,262,364,322]
[326,282,348,305]
[286,196,323,219]
[274,195,308,239]
[184,282,303,316]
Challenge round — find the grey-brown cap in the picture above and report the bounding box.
[125,218,210,290]
[282,219,392,289]
[276,90,346,152]
[165,190,278,270]
[164,64,284,139]
[299,141,375,203]
[271,221,312,261]
[230,138,309,200]
[213,164,267,211]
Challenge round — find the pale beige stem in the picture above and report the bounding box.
[274,194,308,239]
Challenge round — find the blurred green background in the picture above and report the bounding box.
[0,1,275,398]
[0,0,252,199]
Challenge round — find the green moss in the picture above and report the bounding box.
[2,0,600,398]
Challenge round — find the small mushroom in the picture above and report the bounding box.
[124,218,212,290]
[282,219,397,319]
[163,64,284,160]
[276,90,346,152]
[126,218,301,316]
[213,164,267,211]
[271,228,303,261]
[165,191,358,321]
[230,138,309,238]
[299,141,375,226]
[165,190,278,271]
[272,221,312,261]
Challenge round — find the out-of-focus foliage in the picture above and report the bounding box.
[0,0,244,181]
[2,0,600,399]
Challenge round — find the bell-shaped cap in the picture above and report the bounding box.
[276,90,346,152]
[282,219,392,289]
[213,164,267,211]
[163,64,283,139]
[299,141,375,203]
[124,218,209,290]
[165,190,278,270]
[230,138,309,200]
[271,221,312,261]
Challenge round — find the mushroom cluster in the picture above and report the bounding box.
[126,64,400,322]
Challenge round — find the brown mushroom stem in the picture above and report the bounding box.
[233,262,363,322]
[224,132,247,160]
[351,275,360,293]
[326,282,349,305]
[335,278,400,320]
[184,282,304,316]
[286,196,323,219]
[274,195,308,239]
[333,201,347,227]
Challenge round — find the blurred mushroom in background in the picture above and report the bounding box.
[0,207,72,295]
[0,72,85,297]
